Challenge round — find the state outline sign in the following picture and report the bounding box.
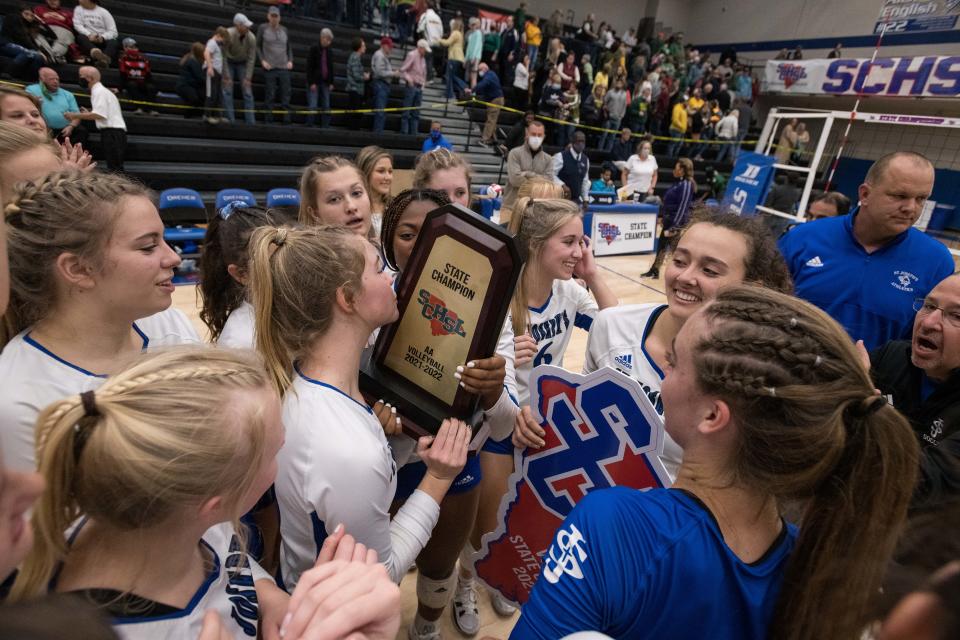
[474,365,671,606]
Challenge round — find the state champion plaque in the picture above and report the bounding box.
[361,203,522,437]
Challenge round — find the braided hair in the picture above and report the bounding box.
[379,187,451,272]
[2,169,151,348]
[693,285,919,640]
[9,346,273,601]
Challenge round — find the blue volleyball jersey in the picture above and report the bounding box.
[511,487,797,640]
[778,212,954,351]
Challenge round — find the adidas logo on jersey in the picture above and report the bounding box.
[614,354,633,372]
[805,256,824,267]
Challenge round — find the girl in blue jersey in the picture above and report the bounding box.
[9,347,290,639]
[380,187,517,639]
[199,203,295,349]
[577,210,794,479]
[248,225,471,591]
[513,285,920,640]
[0,170,199,472]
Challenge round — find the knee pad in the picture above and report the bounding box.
[416,571,458,609]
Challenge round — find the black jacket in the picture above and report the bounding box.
[871,340,960,511]
[305,44,333,87]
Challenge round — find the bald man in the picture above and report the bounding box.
[64,66,126,171]
[26,67,88,147]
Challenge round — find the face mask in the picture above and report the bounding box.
[78,78,89,88]
[528,136,543,150]
[478,71,486,77]
[431,131,441,139]
[551,83,561,89]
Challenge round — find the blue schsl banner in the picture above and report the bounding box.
[721,152,777,216]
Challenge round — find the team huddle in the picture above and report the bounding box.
[0,116,956,640]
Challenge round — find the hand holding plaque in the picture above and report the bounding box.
[361,203,522,437]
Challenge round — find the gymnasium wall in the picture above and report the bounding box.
[655,0,960,59]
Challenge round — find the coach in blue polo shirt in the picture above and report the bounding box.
[779,151,954,351]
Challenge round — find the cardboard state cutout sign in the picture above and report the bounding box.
[474,366,671,605]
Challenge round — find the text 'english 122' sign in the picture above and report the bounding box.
[473,366,670,606]
[764,56,960,98]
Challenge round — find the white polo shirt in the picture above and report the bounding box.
[90,82,126,130]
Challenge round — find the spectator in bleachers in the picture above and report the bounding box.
[557,82,580,148]
[26,67,86,146]
[482,23,500,66]
[0,7,47,78]
[306,28,335,127]
[470,61,503,147]
[805,191,851,221]
[417,0,442,81]
[176,42,205,118]
[733,64,752,99]
[544,9,564,43]
[579,53,593,100]
[394,0,415,47]
[592,61,610,94]
[609,127,635,169]
[503,110,534,151]
[203,27,228,125]
[503,119,552,209]
[72,0,117,67]
[580,83,605,132]
[537,68,564,140]
[345,36,368,129]
[371,36,398,133]
[511,52,530,110]
[34,0,83,64]
[791,122,810,165]
[667,91,688,158]
[525,16,541,69]
[779,152,954,351]
[399,39,428,135]
[64,66,125,171]
[624,84,651,134]
[713,108,739,164]
[223,13,257,125]
[828,42,843,59]
[558,51,580,92]
[118,38,158,115]
[497,15,520,87]
[543,37,565,72]
[439,18,465,100]
[464,17,482,88]
[258,6,293,125]
[422,120,452,152]
[552,130,590,205]
[765,173,801,214]
[514,1,527,34]
[775,117,798,164]
[356,145,393,234]
[598,78,627,152]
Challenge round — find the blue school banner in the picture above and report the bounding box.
[721,152,777,216]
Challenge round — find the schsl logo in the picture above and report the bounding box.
[597,222,621,245]
[776,63,808,88]
[417,288,467,337]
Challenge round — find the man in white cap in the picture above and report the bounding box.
[399,39,429,135]
[223,13,257,124]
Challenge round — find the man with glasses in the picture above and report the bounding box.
[864,274,960,511]
[779,151,954,350]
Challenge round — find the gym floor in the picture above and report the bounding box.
[172,253,664,639]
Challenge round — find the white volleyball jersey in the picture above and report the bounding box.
[514,279,598,406]
[219,301,255,350]
[276,369,441,588]
[583,303,683,479]
[65,522,269,640]
[0,309,200,471]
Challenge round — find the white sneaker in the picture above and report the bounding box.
[407,620,441,640]
[490,589,518,616]
[451,577,481,636]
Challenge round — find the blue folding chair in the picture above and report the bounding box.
[266,188,301,209]
[158,188,205,224]
[215,188,257,211]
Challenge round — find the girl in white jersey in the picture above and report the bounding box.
[9,347,290,639]
[199,203,295,349]
[0,170,199,472]
[248,224,470,589]
[299,155,376,240]
[380,187,518,639]
[576,210,795,479]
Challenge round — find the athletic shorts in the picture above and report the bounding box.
[394,453,482,501]
[481,434,515,456]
